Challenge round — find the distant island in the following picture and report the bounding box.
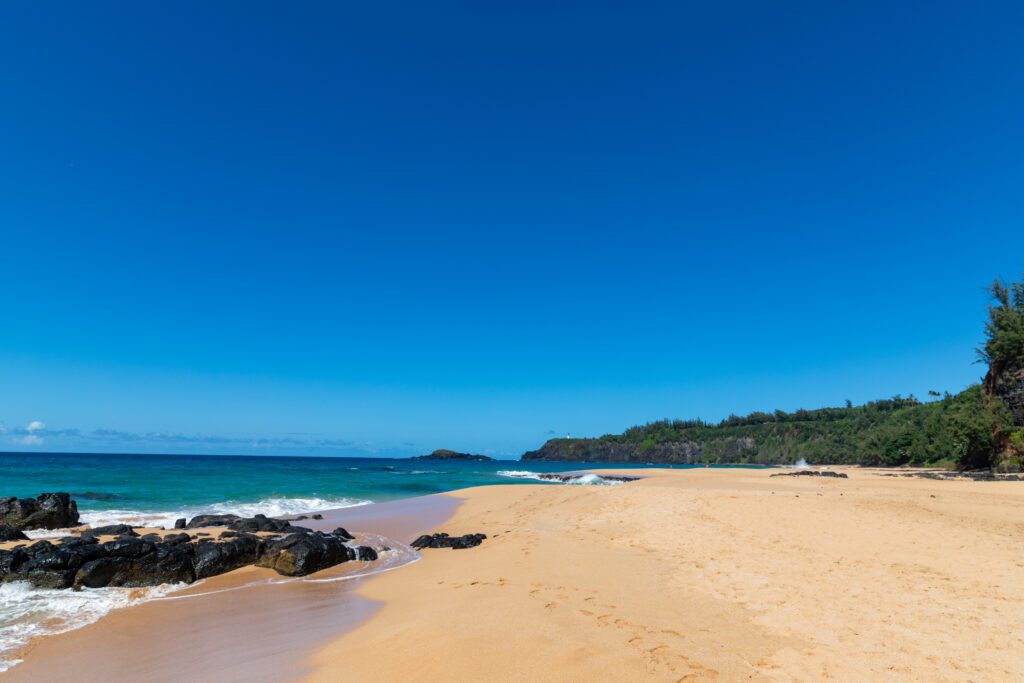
[525,276,1024,472]
[413,449,494,461]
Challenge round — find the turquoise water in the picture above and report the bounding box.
[0,451,762,670]
[0,452,693,528]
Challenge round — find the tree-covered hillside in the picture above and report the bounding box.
[524,275,1024,470]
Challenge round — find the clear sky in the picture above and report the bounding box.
[1,2,1022,458]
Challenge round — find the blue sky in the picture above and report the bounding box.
[1,2,1022,458]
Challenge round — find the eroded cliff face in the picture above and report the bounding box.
[521,437,756,464]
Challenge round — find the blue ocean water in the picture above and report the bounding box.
[0,452,689,528]
[0,451,763,670]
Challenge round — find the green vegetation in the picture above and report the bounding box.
[525,275,1024,470]
[538,386,1002,468]
[979,278,1024,369]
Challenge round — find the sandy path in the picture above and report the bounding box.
[305,468,1024,681]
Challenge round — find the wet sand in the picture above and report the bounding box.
[4,494,458,683]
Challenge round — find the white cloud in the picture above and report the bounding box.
[26,420,46,432]
[18,435,44,446]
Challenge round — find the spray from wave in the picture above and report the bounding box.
[26,496,372,538]
[0,581,183,672]
[496,470,627,486]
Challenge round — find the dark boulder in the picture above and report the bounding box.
[0,493,80,530]
[18,539,103,589]
[258,531,354,576]
[185,514,241,529]
[81,524,138,541]
[75,540,195,588]
[0,525,29,541]
[161,532,192,545]
[410,532,487,550]
[0,547,29,580]
[227,514,306,534]
[354,546,378,561]
[193,534,263,579]
[331,527,355,541]
[174,518,187,529]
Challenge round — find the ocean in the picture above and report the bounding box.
[0,450,684,670]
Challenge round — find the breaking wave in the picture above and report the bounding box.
[25,496,372,538]
[496,470,627,485]
[0,581,184,672]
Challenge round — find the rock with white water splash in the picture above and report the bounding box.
[769,470,848,479]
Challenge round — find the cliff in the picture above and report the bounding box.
[521,388,995,467]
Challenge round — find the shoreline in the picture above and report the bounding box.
[304,466,1024,681]
[6,466,1024,681]
[3,493,461,682]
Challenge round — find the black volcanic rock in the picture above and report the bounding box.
[81,524,138,541]
[185,514,241,529]
[0,510,384,589]
[354,546,378,561]
[174,518,187,529]
[770,470,848,479]
[410,532,487,550]
[412,449,494,461]
[0,525,29,542]
[0,493,80,530]
[228,514,307,534]
[258,531,355,576]
[193,534,262,579]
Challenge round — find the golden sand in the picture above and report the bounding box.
[305,468,1024,681]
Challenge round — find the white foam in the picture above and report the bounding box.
[48,496,372,532]
[496,470,625,486]
[0,581,183,672]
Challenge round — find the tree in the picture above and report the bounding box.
[978,276,1024,368]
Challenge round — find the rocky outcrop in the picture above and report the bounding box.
[257,531,356,576]
[0,508,383,590]
[769,470,848,479]
[412,449,494,461]
[81,524,138,541]
[533,473,639,483]
[193,533,262,579]
[0,525,29,541]
[410,533,487,550]
[0,493,80,530]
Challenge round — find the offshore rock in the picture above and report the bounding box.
[0,493,80,530]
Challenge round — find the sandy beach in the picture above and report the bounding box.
[7,467,1024,681]
[305,468,1024,681]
